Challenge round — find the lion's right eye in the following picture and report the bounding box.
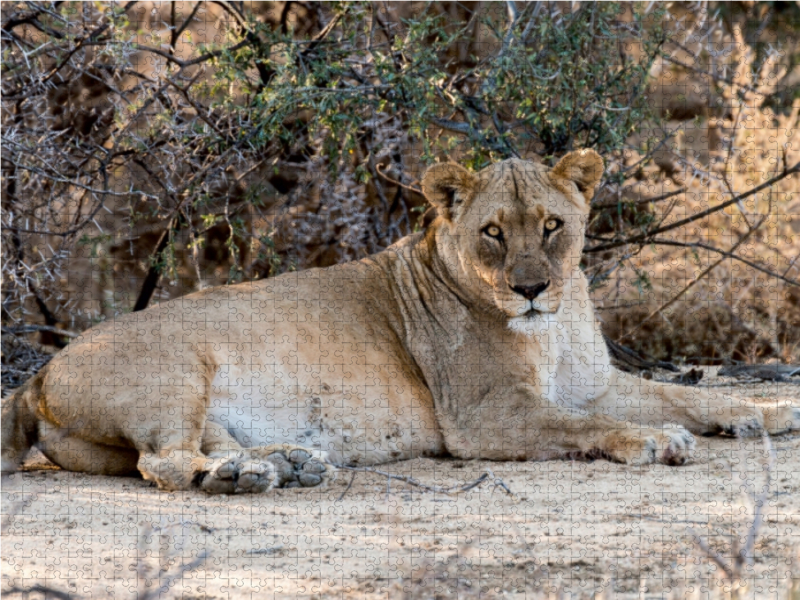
[484,225,503,240]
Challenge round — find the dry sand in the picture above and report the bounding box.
[2,375,799,599]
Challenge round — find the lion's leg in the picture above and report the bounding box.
[447,388,695,465]
[1,372,45,473]
[195,421,332,493]
[37,429,140,476]
[592,369,800,436]
[531,412,696,466]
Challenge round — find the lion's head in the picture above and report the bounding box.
[421,150,603,323]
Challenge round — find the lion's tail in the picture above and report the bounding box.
[1,370,44,474]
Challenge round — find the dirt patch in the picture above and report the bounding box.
[3,377,800,599]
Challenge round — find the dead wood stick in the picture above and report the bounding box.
[337,466,515,498]
[337,470,358,502]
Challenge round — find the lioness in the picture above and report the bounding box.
[3,150,798,494]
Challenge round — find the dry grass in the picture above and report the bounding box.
[593,23,800,365]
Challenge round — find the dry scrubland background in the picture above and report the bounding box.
[3,3,800,600]
[1,0,799,384]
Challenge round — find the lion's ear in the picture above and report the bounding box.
[551,149,604,204]
[421,162,479,219]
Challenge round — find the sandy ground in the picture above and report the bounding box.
[2,375,800,599]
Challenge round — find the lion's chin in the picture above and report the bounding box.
[508,312,559,337]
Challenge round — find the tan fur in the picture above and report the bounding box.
[3,150,798,493]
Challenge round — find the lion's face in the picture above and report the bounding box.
[422,150,603,322]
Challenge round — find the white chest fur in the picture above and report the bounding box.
[509,310,611,410]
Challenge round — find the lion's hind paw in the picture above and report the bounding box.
[262,446,333,489]
[198,454,279,494]
[195,445,332,494]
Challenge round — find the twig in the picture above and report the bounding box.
[375,163,422,195]
[642,238,799,287]
[585,161,800,254]
[33,2,137,90]
[337,470,358,502]
[132,215,181,312]
[2,325,80,339]
[618,219,765,341]
[688,528,735,579]
[742,435,776,571]
[689,434,776,597]
[485,469,514,496]
[172,2,202,46]
[165,73,232,143]
[3,586,74,600]
[661,54,762,97]
[337,466,514,498]
[591,187,686,210]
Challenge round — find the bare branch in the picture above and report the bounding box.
[2,325,80,339]
[591,187,687,210]
[585,162,800,254]
[643,238,799,287]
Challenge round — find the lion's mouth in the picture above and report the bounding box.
[495,294,559,318]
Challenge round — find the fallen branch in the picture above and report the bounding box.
[336,466,515,499]
[337,470,358,502]
[3,586,74,600]
[717,364,800,382]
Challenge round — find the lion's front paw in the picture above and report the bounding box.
[654,425,696,466]
[607,425,695,466]
[716,411,764,437]
[198,454,279,494]
[763,406,800,435]
[261,446,332,489]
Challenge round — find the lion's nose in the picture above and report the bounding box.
[511,281,550,301]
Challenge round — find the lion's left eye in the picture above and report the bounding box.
[484,225,503,239]
[544,218,560,233]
